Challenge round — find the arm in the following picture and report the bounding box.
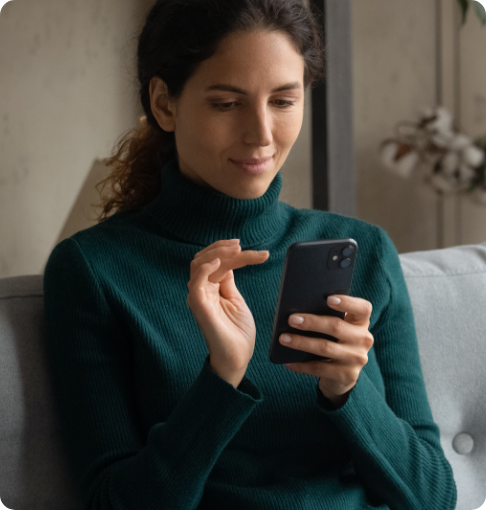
[43,237,262,510]
[314,227,457,510]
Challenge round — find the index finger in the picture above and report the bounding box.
[327,295,372,326]
[194,239,240,259]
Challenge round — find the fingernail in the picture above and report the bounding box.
[258,250,269,255]
[228,239,239,244]
[328,296,341,305]
[281,334,292,343]
[289,315,304,325]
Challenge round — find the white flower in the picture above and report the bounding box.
[380,141,399,166]
[450,133,473,151]
[441,151,460,176]
[423,106,454,135]
[462,145,485,167]
[380,104,486,204]
[380,141,418,179]
[430,130,455,149]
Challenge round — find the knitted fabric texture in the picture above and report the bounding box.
[43,157,457,509]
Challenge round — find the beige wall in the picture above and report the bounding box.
[352,0,438,253]
[352,0,486,253]
[456,2,486,245]
[0,0,312,279]
[3,0,486,278]
[0,0,148,278]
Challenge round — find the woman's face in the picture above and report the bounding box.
[150,29,306,199]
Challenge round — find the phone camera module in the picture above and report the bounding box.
[340,258,352,268]
[342,245,355,257]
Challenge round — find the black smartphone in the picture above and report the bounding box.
[269,239,358,365]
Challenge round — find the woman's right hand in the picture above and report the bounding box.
[186,239,270,385]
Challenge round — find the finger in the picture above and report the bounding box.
[280,333,368,366]
[188,257,221,294]
[194,243,241,262]
[194,239,240,259]
[206,250,269,282]
[218,269,244,302]
[191,250,269,283]
[205,250,268,271]
[326,295,372,326]
[287,313,358,345]
[190,244,240,280]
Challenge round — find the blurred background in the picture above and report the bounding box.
[1,0,486,279]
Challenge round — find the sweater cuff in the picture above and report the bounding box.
[315,381,336,411]
[315,367,373,415]
[202,354,261,401]
[154,354,263,463]
[315,368,399,443]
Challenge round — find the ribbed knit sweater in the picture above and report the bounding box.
[43,156,457,510]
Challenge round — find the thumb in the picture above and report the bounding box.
[219,269,244,302]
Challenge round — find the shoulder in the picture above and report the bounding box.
[283,203,397,283]
[55,209,147,253]
[45,209,150,279]
[284,203,388,248]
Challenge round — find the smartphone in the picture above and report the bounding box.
[269,238,358,365]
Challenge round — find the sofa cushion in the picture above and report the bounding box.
[0,274,83,509]
[399,242,486,510]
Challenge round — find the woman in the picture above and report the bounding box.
[43,0,457,508]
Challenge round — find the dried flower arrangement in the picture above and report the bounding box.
[379,106,486,204]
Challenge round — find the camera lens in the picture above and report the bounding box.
[340,258,352,268]
[342,245,354,257]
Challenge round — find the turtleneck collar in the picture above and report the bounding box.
[143,157,287,249]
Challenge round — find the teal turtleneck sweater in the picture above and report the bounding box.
[43,157,457,510]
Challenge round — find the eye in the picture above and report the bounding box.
[274,100,295,108]
[211,100,295,111]
[212,102,237,111]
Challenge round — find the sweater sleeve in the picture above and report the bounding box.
[43,237,263,510]
[313,227,457,510]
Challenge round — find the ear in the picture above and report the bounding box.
[149,76,177,132]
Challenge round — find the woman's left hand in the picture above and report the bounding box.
[280,295,374,409]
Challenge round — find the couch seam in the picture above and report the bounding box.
[403,269,486,279]
[0,293,44,300]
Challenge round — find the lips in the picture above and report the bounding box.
[230,156,273,165]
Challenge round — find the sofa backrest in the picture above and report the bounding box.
[399,242,486,510]
[1,243,486,509]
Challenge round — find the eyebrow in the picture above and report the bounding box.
[205,81,302,94]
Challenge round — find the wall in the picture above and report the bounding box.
[352,0,438,253]
[0,0,148,278]
[352,0,486,253]
[5,0,484,277]
[455,2,486,245]
[0,0,313,279]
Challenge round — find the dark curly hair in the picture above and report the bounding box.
[94,0,326,222]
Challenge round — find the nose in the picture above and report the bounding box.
[243,103,273,147]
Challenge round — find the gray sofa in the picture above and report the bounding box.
[1,243,486,510]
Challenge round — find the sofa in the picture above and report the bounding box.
[0,242,485,510]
